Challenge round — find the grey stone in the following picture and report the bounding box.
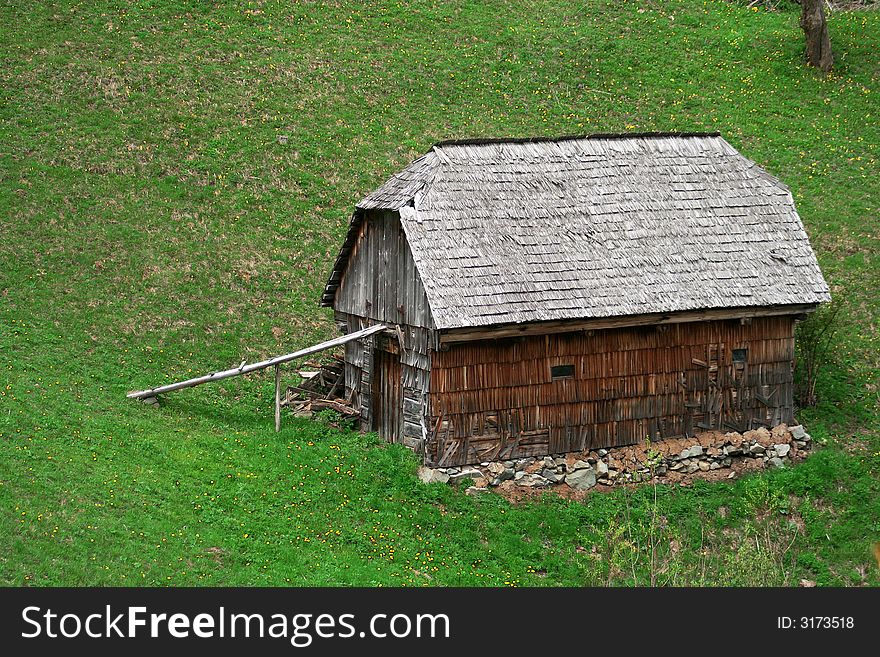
[750,443,765,455]
[698,460,710,472]
[541,469,561,483]
[721,457,732,467]
[491,469,513,485]
[802,433,812,442]
[571,459,592,471]
[688,445,704,458]
[465,486,488,496]
[607,469,620,480]
[487,462,506,476]
[596,460,609,476]
[449,467,482,482]
[517,474,549,488]
[709,462,721,470]
[724,446,742,456]
[669,461,683,471]
[686,462,700,474]
[767,457,785,469]
[598,449,608,457]
[418,467,450,485]
[565,467,597,491]
[774,443,791,458]
[789,425,806,439]
[656,465,668,476]
[514,470,526,481]
[679,448,691,459]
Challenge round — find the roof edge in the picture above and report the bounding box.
[433,131,722,148]
[437,303,824,342]
[319,209,365,308]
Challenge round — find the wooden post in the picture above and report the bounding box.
[274,364,281,433]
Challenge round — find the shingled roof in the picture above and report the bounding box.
[323,133,830,330]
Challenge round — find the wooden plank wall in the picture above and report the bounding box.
[335,210,434,330]
[426,316,796,467]
[333,210,436,452]
[373,347,402,442]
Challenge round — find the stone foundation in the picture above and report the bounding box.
[417,424,813,494]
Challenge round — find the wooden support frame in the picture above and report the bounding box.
[127,323,390,432]
[127,323,389,400]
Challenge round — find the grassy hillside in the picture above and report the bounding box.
[1,0,877,586]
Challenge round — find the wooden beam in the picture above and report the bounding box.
[438,304,817,344]
[127,323,389,400]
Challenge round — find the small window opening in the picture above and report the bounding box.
[732,348,748,363]
[551,364,575,380]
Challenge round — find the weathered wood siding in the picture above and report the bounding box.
[336,210,434,330]
[373,346,402,442]
[333,210,435,452]
[426,316,795,466]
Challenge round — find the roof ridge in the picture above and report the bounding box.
[433,132,722,148]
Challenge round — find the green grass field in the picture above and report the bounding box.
[1,0,878,586]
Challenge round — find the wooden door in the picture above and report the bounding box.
[372,348,402,442]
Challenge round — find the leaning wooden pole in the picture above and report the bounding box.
[274,364,281,433]
[126,323,388,400]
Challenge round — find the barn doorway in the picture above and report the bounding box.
[372,346,403,443]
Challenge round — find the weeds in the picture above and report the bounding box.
[795,303,841,408]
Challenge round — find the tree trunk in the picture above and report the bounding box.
[800,0,833,73]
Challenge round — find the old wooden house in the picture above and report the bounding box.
[320,133,830,467]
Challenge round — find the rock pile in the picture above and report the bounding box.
[417,424,813,495]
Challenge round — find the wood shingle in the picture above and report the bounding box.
[322,133,830,330]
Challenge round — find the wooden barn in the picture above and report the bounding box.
[320,133,830,467]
